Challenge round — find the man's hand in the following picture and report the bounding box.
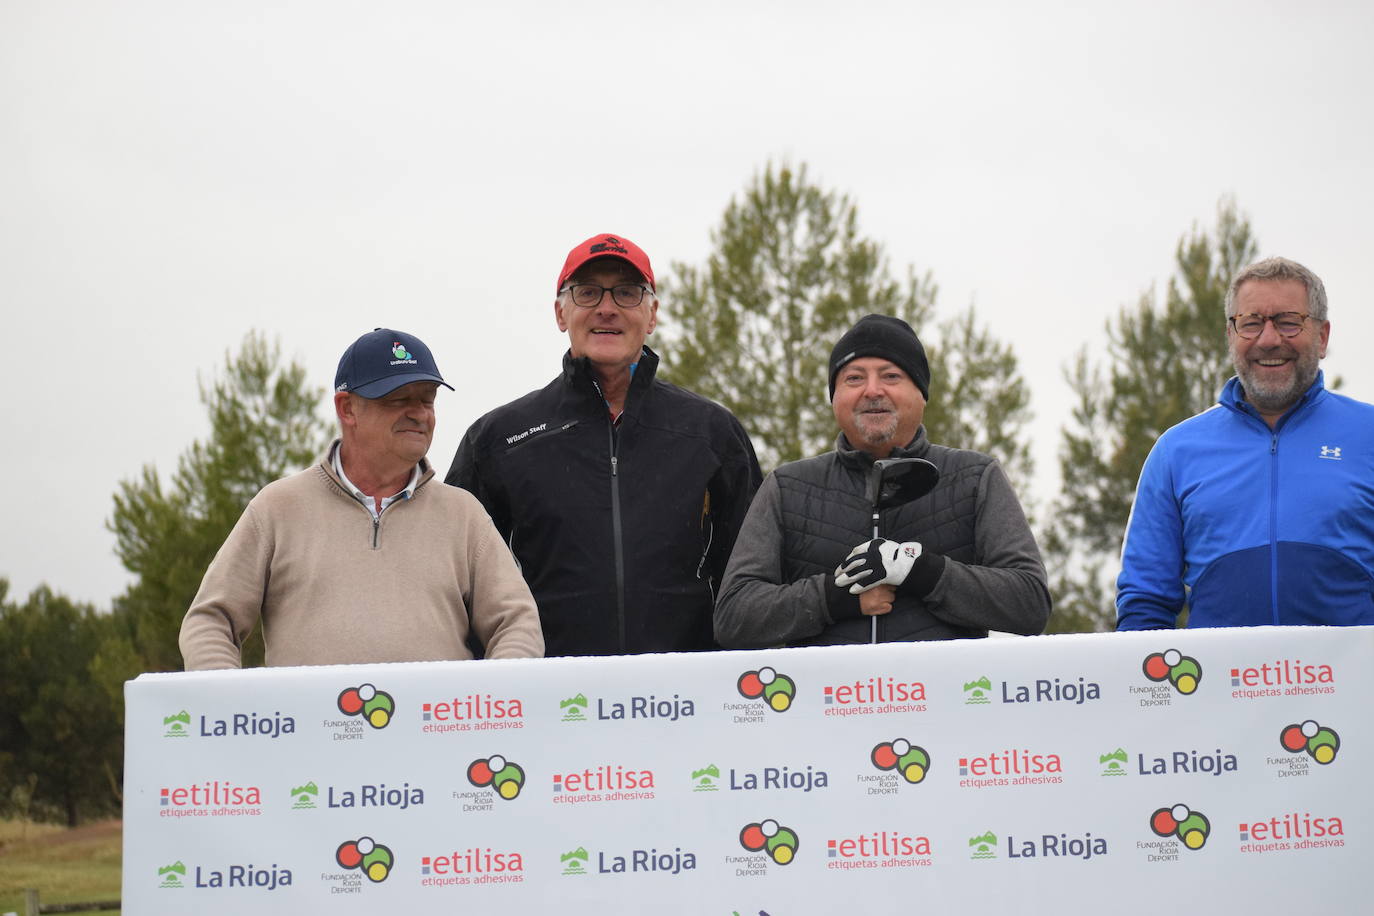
[834,538,923,593]
[859,584,896,615]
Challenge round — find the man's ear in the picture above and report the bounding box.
[334,391,356,427]
[554,298,570,333]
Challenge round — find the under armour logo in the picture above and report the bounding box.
[1319,446,1342,460]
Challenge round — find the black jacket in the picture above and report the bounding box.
[447,347,762,656]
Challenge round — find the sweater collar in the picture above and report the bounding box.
[319,438,435,494]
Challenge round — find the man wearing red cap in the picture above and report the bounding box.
[447,234,762,656]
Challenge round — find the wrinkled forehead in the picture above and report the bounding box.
[568,256,646,286]
[1231,277,1309,315]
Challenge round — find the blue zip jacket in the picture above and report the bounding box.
[1117,371,1374,629]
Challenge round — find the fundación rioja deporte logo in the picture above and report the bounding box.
[1150,804,1210,850]
[870,739,930,784]
[1280,720,1340,764]
[739,819,800,864]
[467,754,526,800]
[737,668,796,712]
[337,684,396,729]
[1142,650,1201,695]
[336,836,394,882]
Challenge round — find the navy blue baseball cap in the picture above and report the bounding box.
[334,328,453,398]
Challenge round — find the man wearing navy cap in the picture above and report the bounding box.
[447,234,762,656]
[180,328,544,669]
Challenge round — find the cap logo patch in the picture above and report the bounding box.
[589,238,629,255]
[389,342,418,367]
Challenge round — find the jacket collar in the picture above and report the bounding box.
[1219,370,1326,427]
[834,425,932,470]
[560,345,661,394]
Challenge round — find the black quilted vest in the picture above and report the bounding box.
[775,429,991,644]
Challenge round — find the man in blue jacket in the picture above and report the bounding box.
[1117,256,1374,629]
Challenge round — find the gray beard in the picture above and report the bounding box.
[1233,350,1319,414]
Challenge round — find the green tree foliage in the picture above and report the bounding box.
[657,162,1031,487]
[1043,198,1258,632]
[923,307,1033,494]
[108,332,330,669]
[0,580,131,826]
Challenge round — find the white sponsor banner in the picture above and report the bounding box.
[124,626,1369,913]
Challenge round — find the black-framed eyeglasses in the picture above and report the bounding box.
[559,283,651,309]
[1228,312,1311,340]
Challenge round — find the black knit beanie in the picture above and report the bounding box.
[828,314,931,399]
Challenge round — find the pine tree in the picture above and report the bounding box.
[1044,198,1257,632]
[657,162,1032,487]
[108,332,330,668]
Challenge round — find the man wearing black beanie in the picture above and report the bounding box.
[714,314,1050,646]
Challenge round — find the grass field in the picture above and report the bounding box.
[0,819,121,914]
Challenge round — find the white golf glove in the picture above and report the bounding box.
[834,538,923,593]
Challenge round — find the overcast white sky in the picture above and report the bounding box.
[3,0,1372,608]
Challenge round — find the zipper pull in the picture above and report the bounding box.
[611,455,618,477]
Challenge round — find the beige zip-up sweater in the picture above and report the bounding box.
[179,444,543,669]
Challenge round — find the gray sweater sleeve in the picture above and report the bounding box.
[713,474,833,648]
[920,461,1051,635]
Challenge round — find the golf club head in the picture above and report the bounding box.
[866,457,941,510]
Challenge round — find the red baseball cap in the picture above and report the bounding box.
[557,233,655,293]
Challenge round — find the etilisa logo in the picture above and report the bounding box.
[1230,657,1336,700]
[958,747,1063,787]
[467,755,526,800]
[336,836,394,882]
[420,845,524,886]
[737,668,796,712]
[739,819,800,865]
[552,763,656,803]
[1100,748,1127,776]
[826,829,932,869]
[963,677,992,705]
[969,832,997,860]
[1143,649,1202,694]
[1238,811,1346,853]
[159,780,262,818]
[290,781,318,809]
[560,693,588,722]
[1150,804,1210,850]
[1280,720,1340,765]
[821,673,926,716]
[338,684,395,729]
[691,764,720,792]
[871,739,930,784]
[163,710,191,737]
[420,692,523,735]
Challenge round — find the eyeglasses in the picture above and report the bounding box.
[1228,312,1311,340]
[559,283,651,309]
